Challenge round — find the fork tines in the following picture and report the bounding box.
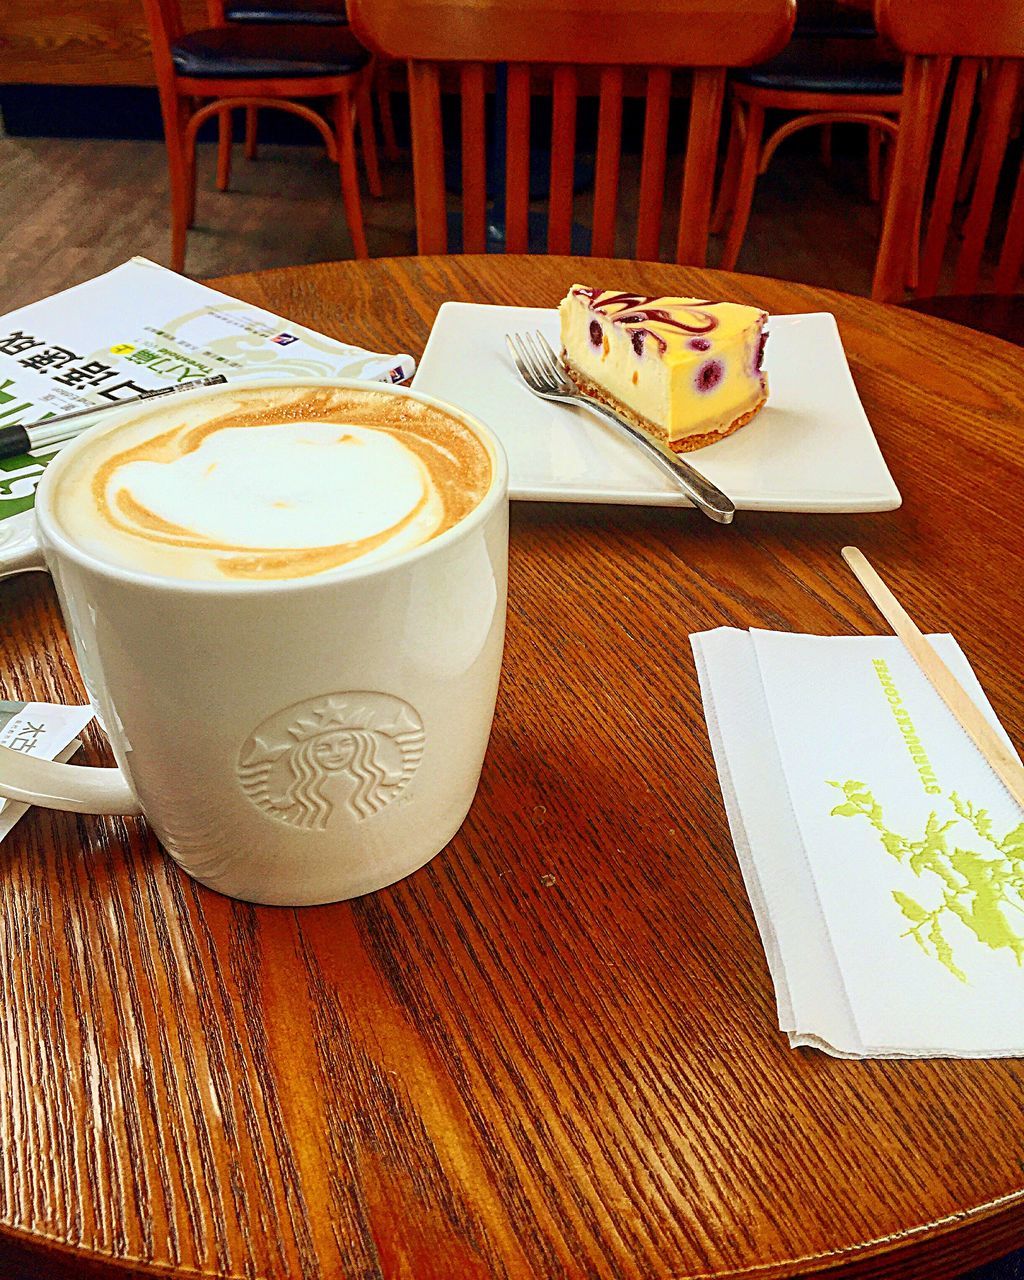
[505,330,569,395]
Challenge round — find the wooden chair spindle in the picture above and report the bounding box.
[409,60,448,253]
[591,65,625,258]
[872,54,940,301]
[636,67,672,261]
[547,65,578,255]
[953,57,1022,293]
[917,57,980,296]
[676,67,726,265]
[994,154,1024,293]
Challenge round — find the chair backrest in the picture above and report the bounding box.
[347,0,795,262]
[872,0,1024,300]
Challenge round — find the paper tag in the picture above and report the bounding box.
[0,700,95,839]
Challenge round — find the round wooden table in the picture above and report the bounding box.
[1,256,1022,1280]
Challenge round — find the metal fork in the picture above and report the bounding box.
[505,331,735,524]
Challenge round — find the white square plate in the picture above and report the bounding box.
[411,302,901,512]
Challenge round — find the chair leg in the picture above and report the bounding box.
[166,102,192,273]
[334,88,369,258]
[245,107,259,161]
[720,101,765,272]
[711,101,743,236]
[872,58,938,302]
[216,107,232,192]
[905,201,922,291]
[185,123,198,229]
[868,126,882,203]
[356,76,383,198]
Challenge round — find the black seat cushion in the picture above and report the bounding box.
[171,24,369,78]
[736,35,903,95]
[224,0,347,25]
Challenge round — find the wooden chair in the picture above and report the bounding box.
[141,0,376,271]
[212,0,400,185]
[712,0,905,272]
[871,0,1024,316]
[346,0,796,263]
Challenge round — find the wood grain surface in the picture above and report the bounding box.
[1,255,1023,1280]
[0,0,208,86]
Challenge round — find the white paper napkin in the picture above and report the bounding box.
[692,628,1024,1058]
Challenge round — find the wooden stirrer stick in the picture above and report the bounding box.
[841,545,1024,811]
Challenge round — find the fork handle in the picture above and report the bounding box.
[575,396,735,524]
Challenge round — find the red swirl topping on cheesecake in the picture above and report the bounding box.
[569,287,721,355]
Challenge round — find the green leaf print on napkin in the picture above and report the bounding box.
[829,781,1024,983]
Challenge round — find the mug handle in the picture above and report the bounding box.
[0,745,142,815]
[0,509,47,579]
[0,511,143,815]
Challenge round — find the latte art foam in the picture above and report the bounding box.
[53,387,493,582]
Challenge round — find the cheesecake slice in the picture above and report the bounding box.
[558,286,769,453]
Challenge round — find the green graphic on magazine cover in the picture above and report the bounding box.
[829,780,1024,983]
[0,448,60,518]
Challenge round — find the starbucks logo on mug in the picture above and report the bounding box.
[237,692,425,830]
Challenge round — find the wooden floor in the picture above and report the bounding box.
[0,125,890,314]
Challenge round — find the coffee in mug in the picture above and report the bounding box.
[0,379,509,906]
[52,384,493,582]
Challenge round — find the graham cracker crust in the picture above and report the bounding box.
[562,352,767,454]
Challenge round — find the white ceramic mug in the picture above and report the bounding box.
[0,379,509,906]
